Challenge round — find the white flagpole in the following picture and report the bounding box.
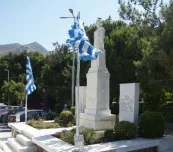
[59,9,76,107]
[74,52,84,149]
[25,95,27,122]
[25,49,29,123]
[76,53,80,136]
[71,49,75,107]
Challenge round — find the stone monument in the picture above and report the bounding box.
[80,19,115,130]
[119,83,140,125]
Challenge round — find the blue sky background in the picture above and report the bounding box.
[0,0,120,51]
[0,0,170,51]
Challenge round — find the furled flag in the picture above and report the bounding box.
[66,17,102,61]
[26,55,36,96]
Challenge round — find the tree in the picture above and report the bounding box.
[118,0,163,27]
[1,2,173,108]
[119,0,173,104]
[41,45,72,105]
[1,80,25,106]
[0,51,44,107]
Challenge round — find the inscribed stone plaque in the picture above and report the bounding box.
[119,83,140,125]
[120,95,133,112]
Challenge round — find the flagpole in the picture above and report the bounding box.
[74,52,84,149]
[25,49,36,123]
[25,49,28,123]
[71,9,75,108]
[25,95,27,122]
[76,53,80,136]
[71,49,75,107]
[60,9,76,107]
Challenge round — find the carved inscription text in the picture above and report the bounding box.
[120,95,133,112]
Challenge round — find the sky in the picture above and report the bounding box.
[0,0,120,51]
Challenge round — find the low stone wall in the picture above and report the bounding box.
[9,123,173,152]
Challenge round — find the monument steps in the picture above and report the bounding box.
[16,134,33,146]
[21,127,38,139]
[1,141,16,152]
[8,138,37,152]
[0,128,37,152]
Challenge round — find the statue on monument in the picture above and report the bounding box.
[96,18,103,28]
[91,18,106,69]
[95,18,104,50]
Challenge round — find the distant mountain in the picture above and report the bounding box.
[0,42,48,55]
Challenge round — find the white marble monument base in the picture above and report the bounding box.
[80,113,115,130]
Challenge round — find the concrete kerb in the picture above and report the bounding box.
[8,122,173,152]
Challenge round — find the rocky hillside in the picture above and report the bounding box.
[0,42,48,55]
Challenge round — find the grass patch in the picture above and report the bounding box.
[27,119,60,129]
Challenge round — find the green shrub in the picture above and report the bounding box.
[55,111,74,127]
[115,121,136,140]
[67,122,74,127]
[104,129,115,141]
[83,128,97,144]
[139,112,165,138]
[70,106,75,115]
[55,117,60,123]
[139,103,173,123]
[59,129,75,145]
[27,119,59,129]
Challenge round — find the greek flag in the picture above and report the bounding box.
[26,56,36,96]
[68,17,88,41]
[66,17,102,61]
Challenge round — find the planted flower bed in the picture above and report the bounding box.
[56,111,165,146]
[56,120,137,145]
[27,110,75,129]
[27,110,166,148]
[27,119,60,129]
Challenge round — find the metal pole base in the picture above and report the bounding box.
[74,134,84,149]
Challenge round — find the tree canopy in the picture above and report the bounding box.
[0,0,173,109]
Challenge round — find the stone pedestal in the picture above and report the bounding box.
[119,83,140,125]
[80,26,115,131]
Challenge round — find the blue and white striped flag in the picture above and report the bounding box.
[26,56,36,96]
[68,17,88,41]
[66,17,102,61]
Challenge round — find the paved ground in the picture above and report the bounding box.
[0,123,11,141]
[165,123,173,135]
